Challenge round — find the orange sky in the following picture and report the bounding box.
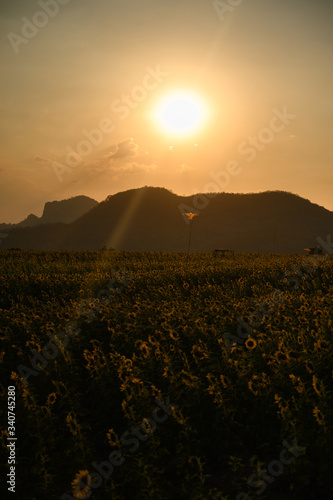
[0,0,332,222]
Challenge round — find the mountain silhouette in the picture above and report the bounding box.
[0,187,332,253]
[0,195,98,232]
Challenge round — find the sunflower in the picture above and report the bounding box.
[313,406,325,427]
[71,470,92,499]
[299,317,308,324]
[245,338,257,350]
[47,392,57,405]
[275,351,288,362]
[287,350,300,361]
[182,212,199,221]
[317,340,329,350]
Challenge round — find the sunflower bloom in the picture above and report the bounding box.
[245,338,257,350]
[313,406,325,427]
[312,375,322,397]
[275,351,288,362]
[182,212,199,221]
[71,470,92,499]
[47,392,57,405]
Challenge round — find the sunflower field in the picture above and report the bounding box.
[1,250,333,499]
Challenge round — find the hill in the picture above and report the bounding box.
[0,195,98,232]
[39,195,98,224]
[0,187,332,253]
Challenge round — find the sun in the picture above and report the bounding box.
[154,91,208,136]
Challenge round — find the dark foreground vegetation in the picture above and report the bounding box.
[1,250,333,499]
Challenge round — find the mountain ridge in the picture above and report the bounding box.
[1,187,332,253]
[0,195,98,232]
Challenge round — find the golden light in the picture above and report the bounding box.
[153,91,208,136]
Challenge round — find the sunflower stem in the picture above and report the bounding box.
[188,219,193,253]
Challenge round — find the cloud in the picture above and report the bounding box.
[34,155,51,163]
[86,139,154,174]
[64,139,157,188]
[108,162,157,182]
[113,162,157,174]
[77,160,157,186]
[177,163,195,173]
[105,138,139,161]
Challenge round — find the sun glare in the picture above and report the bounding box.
[154,91,208,136]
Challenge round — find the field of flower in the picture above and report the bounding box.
[1,250,333,499]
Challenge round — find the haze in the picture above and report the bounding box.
[0,0,332,222]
